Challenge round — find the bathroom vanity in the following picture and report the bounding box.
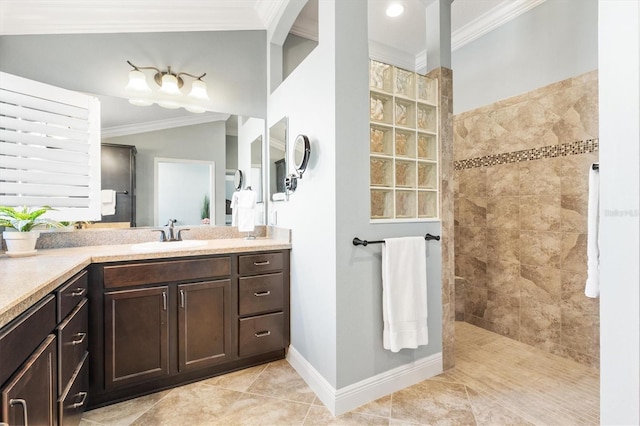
[88,249,290,407]
[0,232,291,423]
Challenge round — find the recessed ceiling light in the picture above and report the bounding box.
[386,3,405,17]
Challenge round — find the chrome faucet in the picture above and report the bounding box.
[152,219,189,242]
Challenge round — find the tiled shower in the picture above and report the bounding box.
[453,70,600,368]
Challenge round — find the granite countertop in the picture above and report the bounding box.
[0,237,291,329]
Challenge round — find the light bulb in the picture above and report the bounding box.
[125,70,151,93]
[159,74,181,96]
[158,99,181,109]
[386,3,404,17]
[188,80,209,101]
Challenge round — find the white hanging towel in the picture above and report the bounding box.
[232,189,257,232]
[585,165,600,298]
[101,189,116,216]
[382,237,429,352]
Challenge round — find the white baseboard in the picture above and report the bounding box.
[286,346,443,416]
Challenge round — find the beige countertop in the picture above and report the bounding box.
[0,237,291,329]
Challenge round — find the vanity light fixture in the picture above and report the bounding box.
[386,2,405,17]
[125,61,210,113]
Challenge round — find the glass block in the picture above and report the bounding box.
[395,190,416,218]
[417,133,437,160]
[370,92,393,124]
[395,160,416,188]
[394,68,415,98]
[394,99,415,128]
[418,162,437,189]
[417,103,437,132]
[369,60,393,92]
[418,191,437,218]
[370,157,393,187]
[371,189,393,219]
[417,75,437,103]
[394,130,416,158]
[370,125,392,155]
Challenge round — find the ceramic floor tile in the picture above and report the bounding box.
[247,359,316,403]
[303,405,389,425]
[214,393,311,426]
[81,389,172,425]
[201,362,268,392]
[81,323,599,426]
[130,382,242,426]
[391,380,476,425]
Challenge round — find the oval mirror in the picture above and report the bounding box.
[233,169,244,190]
[293,134,311,176]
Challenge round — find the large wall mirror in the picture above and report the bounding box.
[269,117,288,201]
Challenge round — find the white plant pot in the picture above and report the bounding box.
[2,231,39,257]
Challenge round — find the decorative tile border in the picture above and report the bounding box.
[454,138,599,170]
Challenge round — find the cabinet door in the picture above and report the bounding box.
[178,280,232,372]
[1,334,57,426]
[104,287,169,390]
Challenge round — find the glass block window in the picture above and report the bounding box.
[369,60,438,221]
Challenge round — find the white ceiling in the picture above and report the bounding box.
[0,0,545,131]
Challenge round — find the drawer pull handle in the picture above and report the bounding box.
[71,332,87,345]
[253,260,270,266]
[9,399,28,425]
[70,288,86,297]
[162,291,167,311]
[69,391,88,409]
[254,291,271,297]
[180,289,185,308]
[255,330,271,338]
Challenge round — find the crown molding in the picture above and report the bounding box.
[451,0,546,51]
[102,112,230,138]
[369,40,417,72]
[0,0,265,35]
[254,0,288,31]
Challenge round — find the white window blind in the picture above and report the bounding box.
[0,72,101,221]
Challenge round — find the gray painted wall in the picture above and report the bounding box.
[268,0,442,390]
[104,121,226,227]
[452,0,598,114]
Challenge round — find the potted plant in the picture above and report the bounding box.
[0,206,61,257]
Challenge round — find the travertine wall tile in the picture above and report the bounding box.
[453,71,599,368]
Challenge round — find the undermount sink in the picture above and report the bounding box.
[130,240,208,252]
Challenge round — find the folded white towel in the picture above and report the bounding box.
[101,189,116,216]
[382,237,428,352]
[585,165,600,298]
[232,189,256,232]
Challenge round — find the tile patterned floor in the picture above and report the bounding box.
[81,322,599,425]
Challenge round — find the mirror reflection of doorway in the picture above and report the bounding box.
[154,158,215,227]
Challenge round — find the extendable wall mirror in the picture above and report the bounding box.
[285,134,311,193]
[233,169,244,190]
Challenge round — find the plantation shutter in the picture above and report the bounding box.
[0,72,101,221]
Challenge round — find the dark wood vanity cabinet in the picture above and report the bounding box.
[0,270,89,426]
[88,251,289,408]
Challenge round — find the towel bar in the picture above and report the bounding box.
[352,233,440,246]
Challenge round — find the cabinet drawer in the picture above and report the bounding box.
[57,299,88,395]
[238,273,284,316]
[0,295,55,386]
[238,252,283,275]
[59,352,89,426]
[56,270,88,323]
[238,312,284,357]
[104,257,230,288]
